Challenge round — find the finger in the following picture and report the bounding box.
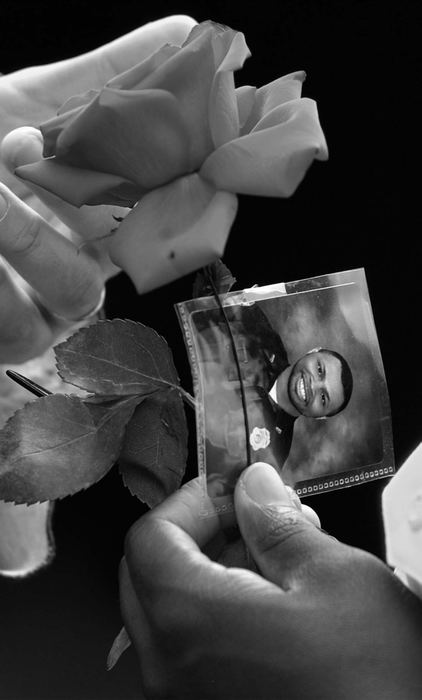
[12,16,196,101]
[1,127,127,274]
[119,558,156,661]
[90,15,197,83]
[234,462,339,591]
[1,127,44,170]
[118,558,167,686]
[0,259,55,362]
[301,503,321,529]
[0,183,104,321]
[284,484,322,529]
[217,537,259,571]
[124,478,226,601]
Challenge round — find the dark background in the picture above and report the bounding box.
[0,1,419,698]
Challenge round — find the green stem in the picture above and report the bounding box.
[179,387,196,410]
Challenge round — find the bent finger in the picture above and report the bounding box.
[0,183,104,321]
[11,16,196,102]
[119,557,181,698]
[2,127,126,276]
[91,15,197,83]
[119,558,155,658]
[124,478,225,600]
[0,259,54,362]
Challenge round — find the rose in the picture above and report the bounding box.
[17,21,328,294]
[249,426,271,451]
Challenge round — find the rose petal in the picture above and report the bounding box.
[57,89,101,116]
[200,97,328,197]
[16,159,142,207]
[54,88,191,189]
[41,106,85,157]
[109,22,248,169]
[0,500,53,577]
[110,22,235,167]
[106,44,180,90]
[236,86,257,129]
[209,30,251,148]
[108,173,238,293]
[240,72,306,134]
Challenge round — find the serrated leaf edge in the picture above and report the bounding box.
[54,318,181,395]
[0,393,138,506]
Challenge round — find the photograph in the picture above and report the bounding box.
[179,268,394,509]
[0,2,420,699]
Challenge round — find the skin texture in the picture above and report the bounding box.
[121,463,422,700]
[0,15,196,362]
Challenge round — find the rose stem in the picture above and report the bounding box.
[178,387,196,410]
[5,370,52,398]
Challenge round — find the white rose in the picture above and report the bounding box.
[249,426,270,451]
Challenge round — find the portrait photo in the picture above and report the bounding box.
[178,268,394,510]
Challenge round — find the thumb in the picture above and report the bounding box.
[1,126,43,170]
[1,127,126,275]
[234,462,334,591]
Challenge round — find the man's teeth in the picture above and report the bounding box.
[298,376,306,402]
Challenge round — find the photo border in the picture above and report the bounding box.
[176,268,395,516]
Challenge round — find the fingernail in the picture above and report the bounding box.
[0,191,9,221]
[106,626,132,671]
[241,462,292,506]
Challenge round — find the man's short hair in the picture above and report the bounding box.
[320,349,354,416]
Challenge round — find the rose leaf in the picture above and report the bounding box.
[0,393,140,505]
[55,319,181,396]
[118,389,188,508]
[192,259,237,297]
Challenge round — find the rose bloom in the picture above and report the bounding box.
[18,20,328,293]
[249,426,271,451]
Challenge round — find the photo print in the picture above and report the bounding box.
[177,269,394,514]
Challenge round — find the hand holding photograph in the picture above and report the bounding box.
[1,3,420,699]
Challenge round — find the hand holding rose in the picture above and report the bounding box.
[0,15,196,363]
[0,16,196,577]
[16,21,328,293]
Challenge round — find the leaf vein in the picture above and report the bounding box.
[9,430,95,464]
[60,351,176,389]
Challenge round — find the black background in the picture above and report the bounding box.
[0,1,419,698]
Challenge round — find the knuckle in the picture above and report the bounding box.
[65,275,102,316]
[9,214,42,257]
[254,505,310,552]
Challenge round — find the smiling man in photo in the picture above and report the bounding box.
[195,303,354,493]
[273,347,354,419]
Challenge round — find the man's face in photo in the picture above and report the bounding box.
[287,350,345,418]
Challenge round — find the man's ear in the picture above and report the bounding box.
[307,347,322,355]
